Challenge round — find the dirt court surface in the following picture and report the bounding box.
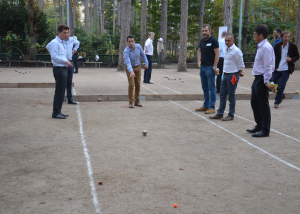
[1,66,300,214]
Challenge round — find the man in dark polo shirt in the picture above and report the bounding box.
[196,24,220,114]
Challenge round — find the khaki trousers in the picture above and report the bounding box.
[126,64,141,104]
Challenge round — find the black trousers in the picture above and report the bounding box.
[251,75,271,134]
[143,55,152,83]
[53,66,68,115]
[72,52,78,73]
[216,57,224,93]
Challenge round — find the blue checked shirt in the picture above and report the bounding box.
[46,36,68,67]
[123,44,148,72]
[65,37,80,61]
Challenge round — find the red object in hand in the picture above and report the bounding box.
[174,203,177,208]
[231,75,236,85]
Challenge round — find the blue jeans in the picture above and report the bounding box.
[72,52,78,73]
[217,73,239,117]
[272,70,289,104]
[66,61,74,100]
[144,55,152,82]
[200,66,216,109]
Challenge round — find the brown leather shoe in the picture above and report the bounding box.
[222,116,234,121]
[195,106,208,111]
[209,114,223,119]
[129,103,134,108]
[205,109,215,114]
[134,102,143,107]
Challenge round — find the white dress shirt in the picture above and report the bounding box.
[64,37,80,61]
[144,38,153,56]
[46,36,68,67]
[218,38,226,58]
[252,39,275,83]
[223,44,245,73]
[276,42,289,71]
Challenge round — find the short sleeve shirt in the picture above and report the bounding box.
[198,36,219,66]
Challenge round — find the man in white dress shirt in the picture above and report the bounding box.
[209,34,245,121]
[143,32,155,84]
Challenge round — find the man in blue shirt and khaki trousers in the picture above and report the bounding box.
[46,24,73,119]
[123,35,148,108]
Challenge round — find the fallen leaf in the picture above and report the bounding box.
[98,181,103,185]
[213,195,217,196]
[68,198,72,200]
[39,202,47,204]
[179,168,184,170]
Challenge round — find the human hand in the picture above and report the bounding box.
[129,72,135,78]
[265,83,275,91]
[145,50,148,53]
[213,68,219,75]
[72,50,76,55]
[66,61,73,67]
[198,61,201,68]
[286,57,291,62]
[238,70,244,77]
[144,65,148,70]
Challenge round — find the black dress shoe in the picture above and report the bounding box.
[60,113,69,117]
[52,114,66,119]
[252,131,269,137]
[246,127,261,133]
[68,100,77,104]
[74,71,78,73]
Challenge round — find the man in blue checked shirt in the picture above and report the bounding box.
[123,35,148,108]
[65,30,80,105]
[46,24,73,119]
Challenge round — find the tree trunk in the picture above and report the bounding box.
[90,0,93,29]
[224,0,233,33]
[100,0,104,34]
[28,0,38,60]
[140,0,147,49]
[242,0,250,53]
[73,3,76,29]
[93,0,98,32]
[54,0,58,31]
[113,0,116,35]
[117,0,131,71]
[160,0,167,60]
[117,1,121,27]
[130,4,134,27]
[177,0,188,72]
[198,0,205,43]
[42,0,45,13]
[84,0,90,32]
[295,0,300,69]
[62,0,65,24]
[69,0,74,35]
[59,0,62,24]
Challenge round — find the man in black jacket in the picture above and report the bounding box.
[273,31,299,108]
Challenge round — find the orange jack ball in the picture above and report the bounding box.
[174,203,177,208]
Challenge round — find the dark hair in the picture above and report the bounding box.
[255,25,269,39]
[127,35,135,41]
[274,28,282,34]
[222,31,227,37]
[202,24,211,31]
[281,31,290,38]
[225,33,234,40]
[57,24,69,32]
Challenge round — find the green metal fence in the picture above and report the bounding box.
[0,53,21,60]
[36,54,52,61]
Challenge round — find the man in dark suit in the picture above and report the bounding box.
[273,31,299,108]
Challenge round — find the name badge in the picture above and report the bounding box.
[206,43,212,46]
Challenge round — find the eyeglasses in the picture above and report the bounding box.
[253,33,259,36]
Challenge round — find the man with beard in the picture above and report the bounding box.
[273,28,282,48]
[196,24,220,114]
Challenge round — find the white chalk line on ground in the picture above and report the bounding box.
[117,72,158,95]
[195,100,300,143]
[170,100,300,172]
[151,80,182,94]
[180,72,251,90]
[73,88,101,214]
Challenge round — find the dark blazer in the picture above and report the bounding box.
[274,41,299,74]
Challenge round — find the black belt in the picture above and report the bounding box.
[69,60,73,62]
[224,72,239,75]
[53,66,67,68]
